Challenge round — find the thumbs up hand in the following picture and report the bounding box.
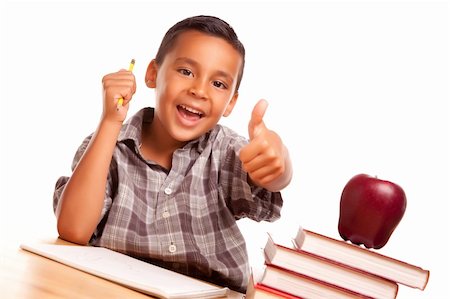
[239,99,291,191]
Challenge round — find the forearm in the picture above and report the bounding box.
[56,119,122,244]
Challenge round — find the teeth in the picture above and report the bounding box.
[180,104,203,116]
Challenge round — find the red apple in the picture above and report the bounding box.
[338,174,407,249]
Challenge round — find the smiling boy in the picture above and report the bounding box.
[53,15,292,292]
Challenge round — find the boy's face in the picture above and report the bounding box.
[146,30,242,143]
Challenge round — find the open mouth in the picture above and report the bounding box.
[177,104,204,121]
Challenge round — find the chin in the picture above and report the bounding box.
[172,122,214,142]
[171,129,203,144]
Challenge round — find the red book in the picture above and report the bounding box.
[252,264,371,299]
[246,273,302,298]
[264,233,398,299]
[293,227,430,290]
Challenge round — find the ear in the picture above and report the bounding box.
[145,59,158,88]
[223,92,239,117]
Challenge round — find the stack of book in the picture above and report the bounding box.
[246,227,430,299]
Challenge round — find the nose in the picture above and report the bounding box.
[189,78,207,99]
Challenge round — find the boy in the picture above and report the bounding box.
[53,15,292,292]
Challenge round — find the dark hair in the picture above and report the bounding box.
[155,15,246,91]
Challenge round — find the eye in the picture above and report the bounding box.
[213,80,227,89]
[178,68,193,76]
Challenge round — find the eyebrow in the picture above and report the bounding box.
[174,57,234,82]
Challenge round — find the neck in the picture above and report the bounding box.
[140,116,186,169]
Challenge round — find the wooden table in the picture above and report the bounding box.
[0,237,244,299]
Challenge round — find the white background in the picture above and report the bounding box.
[1,0,448,298]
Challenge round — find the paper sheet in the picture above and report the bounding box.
[20,243,229,299]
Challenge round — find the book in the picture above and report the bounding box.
[20,242,228,299]
[246,273,301,299]
[250,264,371,299]
[264,234,399,299]
[293,227,430,290]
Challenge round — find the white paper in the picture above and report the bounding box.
[20,243,229,299]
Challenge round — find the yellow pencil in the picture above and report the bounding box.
[117,59,136,110]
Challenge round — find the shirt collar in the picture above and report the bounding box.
[117,107,151,147]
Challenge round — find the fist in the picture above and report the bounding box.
[101,69,136,121]
[239,99,285,190]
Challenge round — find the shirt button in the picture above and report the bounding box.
[162,211,170,218]
[168,244,177,253]
[164,187,172,195]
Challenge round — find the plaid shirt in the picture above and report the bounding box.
[53,107,283,292]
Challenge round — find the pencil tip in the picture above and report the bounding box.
[131,59,135,64]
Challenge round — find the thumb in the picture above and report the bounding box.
[248,99,268,140]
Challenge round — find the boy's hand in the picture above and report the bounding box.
[101,69,136,123]
[239,99,289,191]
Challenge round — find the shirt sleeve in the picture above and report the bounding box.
[52,134,115,242]
[219,133,283,222]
